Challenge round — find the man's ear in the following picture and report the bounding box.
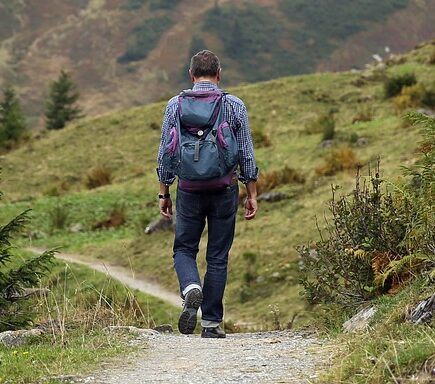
[189,69,195,83]
[217,68,221,82]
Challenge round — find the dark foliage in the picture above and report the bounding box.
[204,5,291,82]
[0,204,55,331]
[45,70,82,130]
[384,73,417,98]
[0,86,27,149]
[117,17,172,64]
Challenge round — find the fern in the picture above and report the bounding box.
[375,253,433,287]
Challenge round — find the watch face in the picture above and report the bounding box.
[198,130,204,137]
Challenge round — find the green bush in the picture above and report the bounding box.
[48,203,70,233]
[299,114,435,305]
[384,73,417,99]
[305,112,335,138]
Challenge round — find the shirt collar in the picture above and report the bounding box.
[192,81,219,91]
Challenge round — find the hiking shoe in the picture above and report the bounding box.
[178,288,203,334]
[201,326,226,339]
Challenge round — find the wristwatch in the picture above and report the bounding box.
[158,193,171,199]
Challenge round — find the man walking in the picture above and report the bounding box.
[157,50,258,338]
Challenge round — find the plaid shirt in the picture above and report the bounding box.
[156,81,258,185]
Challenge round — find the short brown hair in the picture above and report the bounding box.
[189,50,221,78]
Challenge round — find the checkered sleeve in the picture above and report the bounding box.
[233,102,259,183]
[156,101,177,185]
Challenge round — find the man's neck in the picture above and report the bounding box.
[193,77,218,85]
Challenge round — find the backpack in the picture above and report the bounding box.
[162,89,239,191]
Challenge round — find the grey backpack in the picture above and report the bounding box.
[162,89,239,191]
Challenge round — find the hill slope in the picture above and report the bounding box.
[0,41,434,327]
[1,0,434,124]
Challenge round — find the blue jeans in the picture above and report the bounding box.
[173,184,239,324]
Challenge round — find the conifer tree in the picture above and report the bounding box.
[0,86,27,149]
[0,190,55,331]
[45,70,82,130]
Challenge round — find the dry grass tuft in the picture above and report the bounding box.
[315,147,361,176]
[85,166,113,189]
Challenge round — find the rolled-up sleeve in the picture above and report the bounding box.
[156,102,176,185]
[235,104,259,183]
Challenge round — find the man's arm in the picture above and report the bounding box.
[156,101,176,219]
[233,102,259,220]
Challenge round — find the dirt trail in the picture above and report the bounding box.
[27,247,181,307]
[87,331,328,384]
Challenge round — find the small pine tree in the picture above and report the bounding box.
[0,86,27,149]
[0,190,55,331]
[45,70,82,130]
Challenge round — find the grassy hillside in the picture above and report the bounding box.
[1,0,434,122]
[0,41,434,328]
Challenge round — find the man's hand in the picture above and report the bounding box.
[159,198,173,219]
[244,198,257,220]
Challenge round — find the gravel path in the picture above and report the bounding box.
[87,331,328,384]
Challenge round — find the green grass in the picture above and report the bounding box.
[0,329,137,384]
[1,42,434,330]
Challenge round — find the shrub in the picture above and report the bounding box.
[428,48,435,65]
[0,193,55,331]
[384,73,417,99]
[305,112,335,137]
[239,251,258,303]
[92,204,126,230]
[48,204,69,233]
[149,121,160,130]
[349,132,359,144]
[251,129,272,148]
[299,114,434,305]
[351,105,373,124]
[393,84,435,113]
[85,166,112,189]
[315,147,360,176]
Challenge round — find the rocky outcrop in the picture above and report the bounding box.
[405,294,435,324]
[343,306,376,332]
[0,329,45,348]
[257,192,289,203]
[145,217,175,234]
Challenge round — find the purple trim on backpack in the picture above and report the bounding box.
[181,90,223,101]
[168,126,178,153]
[178,171,236,192]
[217,121,229,149]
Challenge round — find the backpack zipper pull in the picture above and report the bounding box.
[194,140,200,162]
